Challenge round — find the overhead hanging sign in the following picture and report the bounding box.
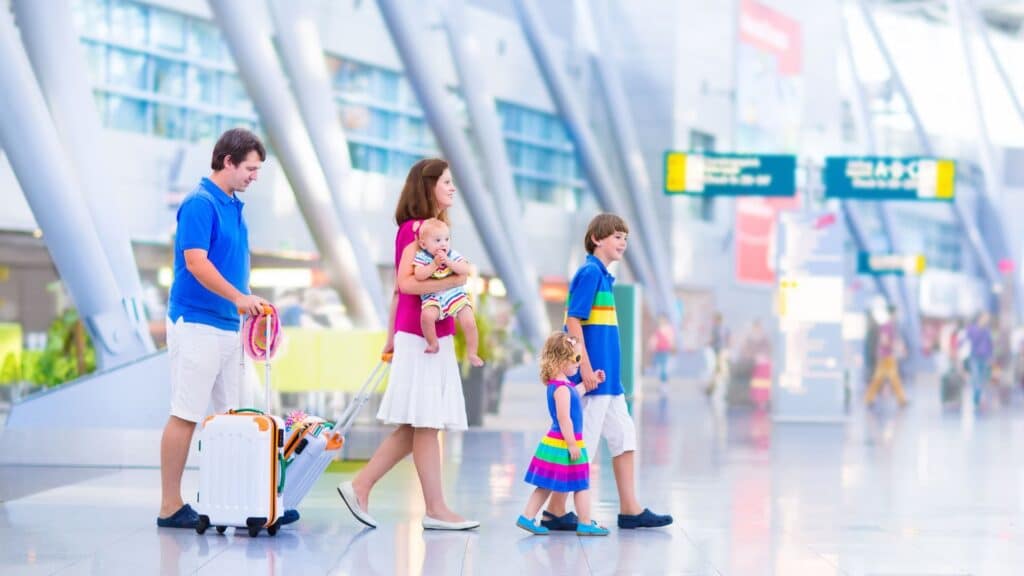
[664,152,797,197]
[856,252,927,276]
[824,156,956,201]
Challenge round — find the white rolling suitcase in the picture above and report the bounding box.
[196,306,285,537]
[281,355,391,511]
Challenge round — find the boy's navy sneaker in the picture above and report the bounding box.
[157,504,200,529]
[617,508,673,529]
[280,509,300,526]
[540,510,578,531]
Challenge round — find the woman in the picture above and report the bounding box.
[337,159,479,530]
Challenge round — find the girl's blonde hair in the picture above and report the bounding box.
[540,332,578,383]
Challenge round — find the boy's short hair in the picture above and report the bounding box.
[418,217,449,239]
[585,213,629,254]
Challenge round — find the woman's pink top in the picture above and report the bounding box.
[393,219,455,338]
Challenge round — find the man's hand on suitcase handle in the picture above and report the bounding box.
[235,295,270,316]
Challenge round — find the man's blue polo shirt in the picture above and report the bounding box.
[565,254,622,396]
[168,177,250,331]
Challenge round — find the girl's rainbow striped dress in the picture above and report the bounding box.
[523,380,589,492]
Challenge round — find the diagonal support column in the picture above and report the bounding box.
[209,0,381,329]
[840,8,921,361]
[439,0,550,344]
[268,0,387,323]
[375,0,546,347]
[511,0,667,318]
[949,0,1023,321]
[949,0,1003,206]
[855,0,1001,292]
[14,0,154,354]
[972,4,1024,125]
[0,8,150,369]
[840,201,896,305]
[587,1,680,328]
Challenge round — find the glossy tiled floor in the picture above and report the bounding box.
[3,374,1024,575]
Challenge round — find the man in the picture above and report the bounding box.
[157,128,287,528]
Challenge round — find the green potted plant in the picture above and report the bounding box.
[453,294,529,423]
[27,309,96,390]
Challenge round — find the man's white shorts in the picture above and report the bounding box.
[581,393,637,458]
[167,316,250,423]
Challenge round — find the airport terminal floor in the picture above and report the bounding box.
[3,374,1024,576]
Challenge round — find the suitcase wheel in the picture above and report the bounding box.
[267,522,279,536]
[216,526,227,534]
[196,515,210,535]
[247,525,261,537]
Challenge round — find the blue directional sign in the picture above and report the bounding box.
[664,152,796,197]
[857,252,926,276]
[824,156,956,201]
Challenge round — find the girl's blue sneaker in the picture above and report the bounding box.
[576,520,610,536]
[516,515,550,535]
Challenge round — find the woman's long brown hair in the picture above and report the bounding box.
[395,158,450,226]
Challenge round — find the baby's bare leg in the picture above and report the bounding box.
[421,306,441,354]
[457,306,484,366]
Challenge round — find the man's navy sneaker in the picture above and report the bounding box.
[280,509,300,526]
[157,504,200,529]
[540,510,578,531]
[617,508,673,529]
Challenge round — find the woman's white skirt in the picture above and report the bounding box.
[376,332,468,430]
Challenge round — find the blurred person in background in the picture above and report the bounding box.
[705,312,729,395]
[649,315,675,390]
[939,319,966,407]
[863,311,879,386]
[966,312,993,408]
[865,306,907,408]
[744,319,772,410]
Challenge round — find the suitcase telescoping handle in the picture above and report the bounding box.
[238,304,275,411]
[334,353,393,437]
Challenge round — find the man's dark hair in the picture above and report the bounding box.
[211,128,266,170]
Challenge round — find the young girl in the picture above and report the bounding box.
[517,332,609,536]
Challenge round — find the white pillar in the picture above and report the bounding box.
[13,0,154,353]
[209,0,381,329]
[0,8,150,368]
[268,0,387,323]
[376,0,547,346]
[512,0,666,317]
[441,0,550,344]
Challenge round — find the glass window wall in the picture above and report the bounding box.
[72,0,259,142]
[496,101,585,208]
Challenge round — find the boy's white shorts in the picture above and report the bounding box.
[167,316,252,423]
[581,393,637,458]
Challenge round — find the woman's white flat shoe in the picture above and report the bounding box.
[422,516,480,531]
[337,481,378,528]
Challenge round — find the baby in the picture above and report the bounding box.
[413,218,484,366]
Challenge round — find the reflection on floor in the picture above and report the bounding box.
[2,375,1024,575]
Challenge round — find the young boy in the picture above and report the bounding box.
[542,213,673,530]
[413,218,483,366]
